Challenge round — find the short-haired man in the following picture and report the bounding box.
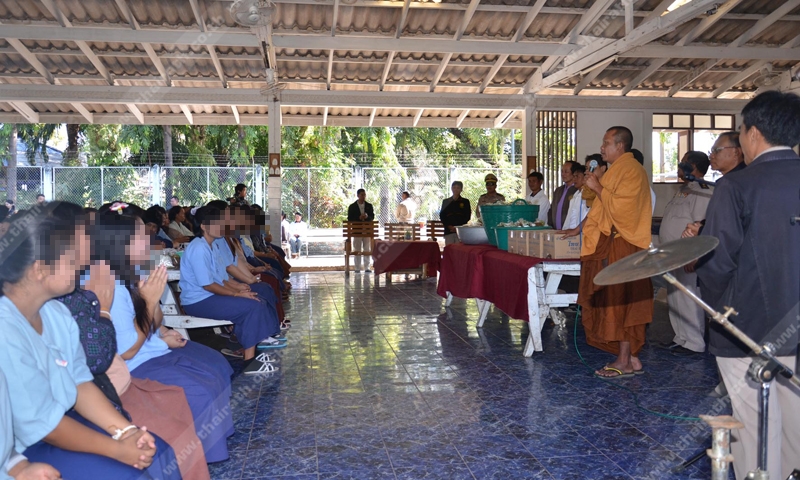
[579,126,653,378]
[681,131,746,239]
[288,212,308,259]
[549,161,578,229]
[440,181,471,245]
[658,151,713,357]
[230,183,249,207]
[697,91,800,480]
[395,191,416,223]
[347,189,375,272]
[35,194,46,206]
[563,164,588,230]
[169,195,180,207]
[526,172,550,223]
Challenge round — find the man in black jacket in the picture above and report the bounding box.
[697,90,800,480]
[439,181,471,245]
[347,189,375,272]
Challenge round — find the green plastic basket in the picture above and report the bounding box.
[494,225,550,251]
[480,199,540,247]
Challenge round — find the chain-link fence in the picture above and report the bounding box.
[0,166,43,207]
[2,164,525,226]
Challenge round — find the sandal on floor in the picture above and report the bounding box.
[594,366,635,379]
[633,369,645,375]
[221,348,243,358]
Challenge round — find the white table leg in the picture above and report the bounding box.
[524,266,545,355]
[476,299,491,327]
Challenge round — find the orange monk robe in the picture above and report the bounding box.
[578,152,654,356]
[581,188,596,208]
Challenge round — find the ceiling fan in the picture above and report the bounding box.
[230,0,286,99]
[752,64,782,88]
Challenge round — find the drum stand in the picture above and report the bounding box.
[662,272,800,480]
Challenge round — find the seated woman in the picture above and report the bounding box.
[0,205,180,479]
[90,210,234,463]
[167,206,194,244]
[180,205,282,373]
[215,208,287,333]
[48,206,209,480]
[1,369,61,480]
[144,206,174,248]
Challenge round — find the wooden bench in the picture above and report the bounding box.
[426,220,446,242]
[384,223,421,241]
[343,221,378,276]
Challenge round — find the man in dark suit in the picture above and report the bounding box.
[548,161,578,229]
[347,188,375,272]
[697,91,800,479]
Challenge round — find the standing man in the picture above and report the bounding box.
[170,195,180,207]
[549,161,578,229]
[682,131,746,239]
[658,151,713,357]
[288,212,308,259]
[697,91,800,480]
[347,189,375,273]
[563,163,588,231]
[579,126,653,378]
[35,194,46,206]
[526,172,550,223]
[476,173,505,220]
[395,191,416,223]
[440,181,471,245]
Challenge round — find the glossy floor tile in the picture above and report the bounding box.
[207,272,733,480]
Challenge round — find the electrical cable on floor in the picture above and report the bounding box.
[572,306,701,422]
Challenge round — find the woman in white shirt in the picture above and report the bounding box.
[167,206,193,243]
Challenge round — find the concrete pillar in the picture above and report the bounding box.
[521,97,536,197]
[268,99,282,239]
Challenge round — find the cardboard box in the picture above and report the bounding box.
[542,231,581,259]
[507,229,545,258]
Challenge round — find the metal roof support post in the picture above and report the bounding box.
[267,98,282,239]
[43,165,53,202]
[254,165,264,208]
[521,98,536,198]
[150,164,161,207]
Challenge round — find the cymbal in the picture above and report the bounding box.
[593,236,719,286]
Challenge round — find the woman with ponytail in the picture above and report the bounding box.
[0,203,180,479]
[90,210,234,463]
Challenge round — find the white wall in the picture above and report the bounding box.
[576,110,647,170]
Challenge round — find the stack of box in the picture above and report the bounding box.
[507,229,581,259]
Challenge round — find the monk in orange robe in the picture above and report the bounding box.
[578,126,654,378]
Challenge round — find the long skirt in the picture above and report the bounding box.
[122,378,211,480]
[578,232,654,356]
[23,410,182,480]
[131,342,234,463]
[183,294,278,348]
[250,282,285,322]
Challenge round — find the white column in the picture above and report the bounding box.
[521,97,536,197]
[150,164,161,206]
[268,99,282,240]
[43,165,54,201]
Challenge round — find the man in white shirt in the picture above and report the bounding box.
[395,191,416,223]
[563,163,589,230]
[526,171,550,223]
[288,212,308,259]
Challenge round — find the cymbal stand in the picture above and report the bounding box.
[662,272,800,480]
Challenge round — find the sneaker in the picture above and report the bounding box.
[221,348,243,358]
[364,269,372,273]
[242,356,279,375]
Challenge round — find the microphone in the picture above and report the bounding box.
[589,160,598,172]
[679,162,717,186]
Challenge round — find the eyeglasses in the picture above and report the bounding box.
[486,182,497,186]
[708,146,738,155]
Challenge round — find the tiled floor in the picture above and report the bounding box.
[208,272,731,480]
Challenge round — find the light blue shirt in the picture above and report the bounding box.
[179,237,219,306]
[1,369,16,480]
[0,297,93,451]
[212,237,236,282]
[109,283,169,372]
[239,236,255,258]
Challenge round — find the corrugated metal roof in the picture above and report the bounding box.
[0,0,797,126]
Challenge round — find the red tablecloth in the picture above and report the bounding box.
[435,243,496,300]
[372,240,442,277]
[437,244,547,322]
